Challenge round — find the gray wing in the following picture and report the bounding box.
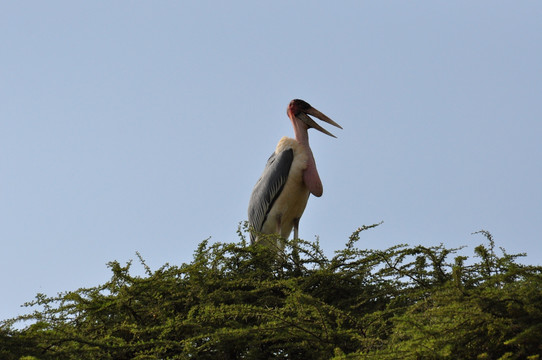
[248,148,294,243]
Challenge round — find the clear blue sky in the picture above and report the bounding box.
[1,2,541,322]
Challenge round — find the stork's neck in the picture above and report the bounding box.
[290,116,323,197]
[291,119,310,146]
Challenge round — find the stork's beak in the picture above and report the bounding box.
[299,107,343,138]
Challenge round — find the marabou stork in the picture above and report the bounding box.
[248,99,342,250]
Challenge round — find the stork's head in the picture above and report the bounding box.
[287,99,343,138]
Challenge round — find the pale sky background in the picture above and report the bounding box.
[1,2,541,322]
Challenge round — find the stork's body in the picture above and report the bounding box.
[248,99,341,249]
[258,137,310,239]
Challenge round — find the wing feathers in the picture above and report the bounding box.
[248,148,294,243]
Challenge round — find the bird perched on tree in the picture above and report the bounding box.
[248,99,342,250]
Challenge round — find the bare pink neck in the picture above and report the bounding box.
[292,122,309,144]
[290,115,323,197]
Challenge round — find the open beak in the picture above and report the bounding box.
[298,107,343,138]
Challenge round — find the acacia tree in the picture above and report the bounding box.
[1,225,541,359]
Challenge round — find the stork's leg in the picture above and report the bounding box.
[275,214,283,252]
[293,218,300,240]
[275,214,282,235]
[291,218,301,275]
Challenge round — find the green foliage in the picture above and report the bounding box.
[2,224,541,359]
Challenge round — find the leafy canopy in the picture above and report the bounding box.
[1,224,541,359]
